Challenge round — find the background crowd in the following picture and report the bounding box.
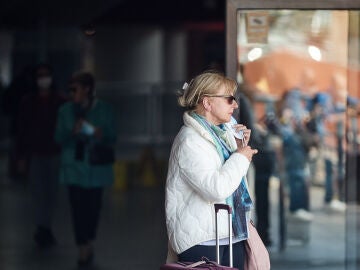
[1,64,116,268]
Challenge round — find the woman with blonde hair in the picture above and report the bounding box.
[165,71,258,269]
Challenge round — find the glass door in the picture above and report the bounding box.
[227,1,360,269]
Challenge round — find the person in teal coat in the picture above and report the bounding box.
[55,71,116,267]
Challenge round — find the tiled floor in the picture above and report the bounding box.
[0,173,359,270]
[0,182,167,270]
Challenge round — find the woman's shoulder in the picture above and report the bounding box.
[173,125,213,155]
[176,124,201,141]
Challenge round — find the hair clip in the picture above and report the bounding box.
[182,82,189,91]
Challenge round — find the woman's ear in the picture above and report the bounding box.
[202,97,212,112]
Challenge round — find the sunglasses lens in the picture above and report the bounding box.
[227,96,235,104]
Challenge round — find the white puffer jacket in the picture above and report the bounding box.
[165,112,250,255]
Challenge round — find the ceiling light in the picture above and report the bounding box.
[308,45,322,61]
[247,47,263,61]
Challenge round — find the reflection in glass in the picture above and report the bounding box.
[236,9,360,269]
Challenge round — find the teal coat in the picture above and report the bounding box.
[55,100,116,188]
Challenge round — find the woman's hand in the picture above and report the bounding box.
[236,145,258,162]
[233,124,257,161]
[232,124,251,147]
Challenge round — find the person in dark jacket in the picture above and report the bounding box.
[233,64,275,246]
[2,65,35,182]
[17,63,66,248]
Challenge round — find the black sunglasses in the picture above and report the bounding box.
[203,94,236,104]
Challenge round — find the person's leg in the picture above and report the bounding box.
[303,174,310,211]
[178,241,245,269]
[178,244,222,263]
[324,159,333,203]
[30,156,43,225]
[68,185,95,265]
[46,155,59,223]
[69,186,100,265]
[337,137,345,201]
[87,187,103,242]
[40,156,59,231]
[289,173,308,212]
[30,155,56,247]
[68,185,89,246]
[254,173,271,245]
[222,241,246,270]
[288,172,298,212]
[253,150,274,246]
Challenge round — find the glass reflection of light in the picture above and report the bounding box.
[308,45,322,61]
[247,47,263,61]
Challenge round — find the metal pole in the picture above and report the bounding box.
[229,212,233,267]
[216,213,220,264]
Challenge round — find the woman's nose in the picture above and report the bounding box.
[233,100,239,109]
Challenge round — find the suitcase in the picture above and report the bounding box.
[160,204,238,270]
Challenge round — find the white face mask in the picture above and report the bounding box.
[37,77,52,89]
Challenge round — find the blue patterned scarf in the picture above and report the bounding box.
[191,112,252,239]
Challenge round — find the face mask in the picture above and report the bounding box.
[37,76,52,89]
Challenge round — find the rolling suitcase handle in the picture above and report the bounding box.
[214,204,233,267]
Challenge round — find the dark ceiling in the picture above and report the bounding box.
[0,0,225,29]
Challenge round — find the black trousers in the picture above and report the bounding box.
[253,150,274,245]
[68,185,103,246]
[178,241,246,270]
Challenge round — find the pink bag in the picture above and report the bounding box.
[244,220,271,270]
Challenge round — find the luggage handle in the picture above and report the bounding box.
[214,203,233,268]
[215,204,232,214]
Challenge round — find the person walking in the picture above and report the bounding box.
[17,63,65,248]
[55,71,116,267]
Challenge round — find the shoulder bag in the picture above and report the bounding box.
[244,220,271,270]
[89,143,115,165]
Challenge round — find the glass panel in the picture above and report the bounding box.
[236,9,360,269]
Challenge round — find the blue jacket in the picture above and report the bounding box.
[55,100,116,188]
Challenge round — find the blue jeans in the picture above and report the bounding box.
[325,159,333,203]
[288,171,309,212]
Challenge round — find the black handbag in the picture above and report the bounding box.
[89,144,115,165]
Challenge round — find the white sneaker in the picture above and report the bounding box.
[325,199,346,212]
[291,209,314,222]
